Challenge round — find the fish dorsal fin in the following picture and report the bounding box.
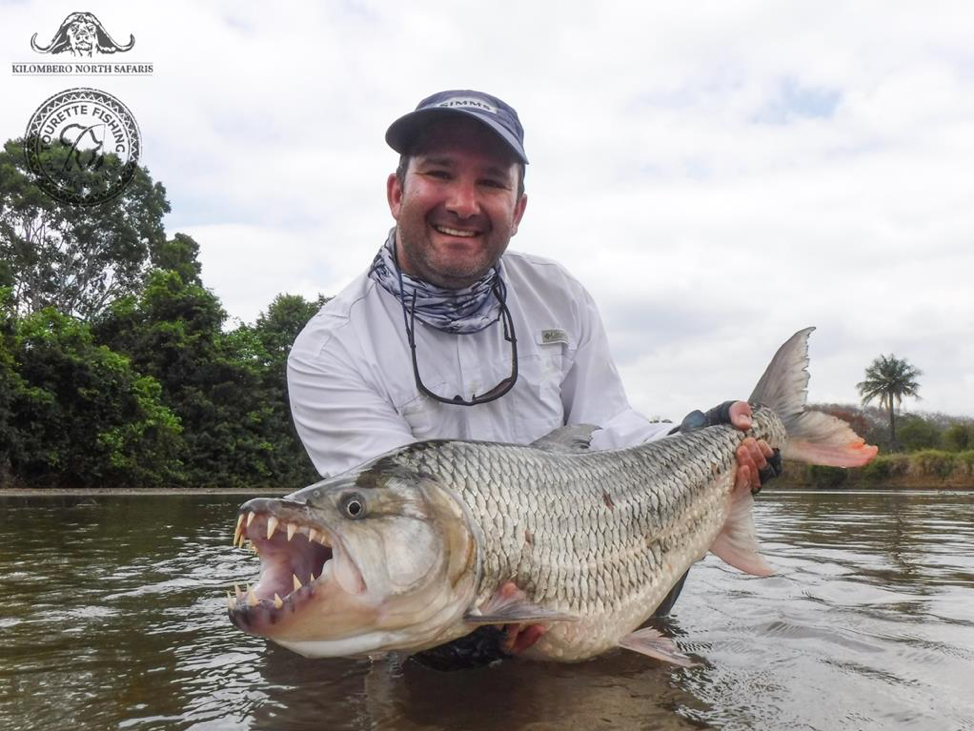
[618,627,697,667]
[748,327,815,419]
[529,424,599,453]
[465,582,579,625]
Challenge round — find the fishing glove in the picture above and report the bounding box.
[669,401,783,492]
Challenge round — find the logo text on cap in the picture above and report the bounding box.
[436,97,498,114]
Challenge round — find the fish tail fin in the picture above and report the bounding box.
[749,327,878,468]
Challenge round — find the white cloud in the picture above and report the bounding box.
[3,0,972,416]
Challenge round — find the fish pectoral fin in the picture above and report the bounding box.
[465,582,579,625]
[618,627,697,668]
[710,481,774,576]
[529,424,600,453]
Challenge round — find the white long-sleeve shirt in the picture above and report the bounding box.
[287,250,672,478]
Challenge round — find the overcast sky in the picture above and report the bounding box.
[4,1,973,419]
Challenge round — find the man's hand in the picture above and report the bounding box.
[728,401,776,493]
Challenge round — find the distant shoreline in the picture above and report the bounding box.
[0,487,290,497]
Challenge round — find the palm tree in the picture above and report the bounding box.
[857,354,922,449]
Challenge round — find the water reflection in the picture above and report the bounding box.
[1,491,972,730]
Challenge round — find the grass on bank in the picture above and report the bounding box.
[790,450,974,489]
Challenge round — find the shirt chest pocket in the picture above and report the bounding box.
[512,331,573,441]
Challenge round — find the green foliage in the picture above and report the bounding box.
[249,293,330,486]
[152,233,203,286]
[93,273,325,488]
[6,306,182,486]
[862,454,910,482]
[1,133,333,490]
[956,451,974,477]
[897,416,942,452]
[806,464,848,488]
[909,450,956,480]
[857,353,922,448]
[0,138,170,320]
[943,424,972,452]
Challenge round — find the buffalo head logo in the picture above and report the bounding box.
[31,12,134,57]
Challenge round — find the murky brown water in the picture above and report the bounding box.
[1,490,972,731]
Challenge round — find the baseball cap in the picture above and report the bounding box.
[385,89,528,164]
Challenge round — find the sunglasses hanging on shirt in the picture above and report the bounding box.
[394,251,518,406]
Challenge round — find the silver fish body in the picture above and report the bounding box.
[364,408,785,660]
[228,328,877,663]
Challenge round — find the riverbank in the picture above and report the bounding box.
[4,451,973,495]
[777,449,974,490]
[0,487,290,497]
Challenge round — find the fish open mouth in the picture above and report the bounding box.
[226,499,365,634]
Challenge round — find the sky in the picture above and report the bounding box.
[3,1,973,420]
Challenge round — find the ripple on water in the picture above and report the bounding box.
[2,491,974,731]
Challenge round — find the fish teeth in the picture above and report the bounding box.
[274,594,284,609]
[287,523,297,541]
[267,516,279,539]
[293,574,303,592]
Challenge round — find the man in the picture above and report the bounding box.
[288,89,777,668]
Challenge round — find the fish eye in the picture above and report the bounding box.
[341,493,366,519]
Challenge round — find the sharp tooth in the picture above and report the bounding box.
[319,534,329,546]
[247,511,256,527]
[274,594,284,609]
[310,571,317,582]
[247,588,258,607]
[267,516,279,539]
[293,574,302,592]
[308,528,319,543]
[227,591,233,609]
[233,515,244,545]
[234,583,242,597]
[287,523,297,541]
[320,559,334,581]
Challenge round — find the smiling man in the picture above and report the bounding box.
[287,90,776,669]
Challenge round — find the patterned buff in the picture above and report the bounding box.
[368,229,502,334]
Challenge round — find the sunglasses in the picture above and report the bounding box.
[396,261,518,406]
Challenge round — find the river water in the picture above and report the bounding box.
[1,490,972,731]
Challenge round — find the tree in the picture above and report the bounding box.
[6,305,182,487]
[943,423,972,452]
[152,232,202,286]
[897,416,941,452]
[0,137,170,321]
[250,293,330,485]
[857,354,922,450]
[93,271,307,488]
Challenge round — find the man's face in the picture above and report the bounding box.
[386,117,528,290]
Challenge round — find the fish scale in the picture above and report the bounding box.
[231,329,879,663]
[385,406,786,659]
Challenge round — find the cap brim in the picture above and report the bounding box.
[385,107,528,164]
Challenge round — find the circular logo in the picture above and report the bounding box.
[24,87,141,206]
